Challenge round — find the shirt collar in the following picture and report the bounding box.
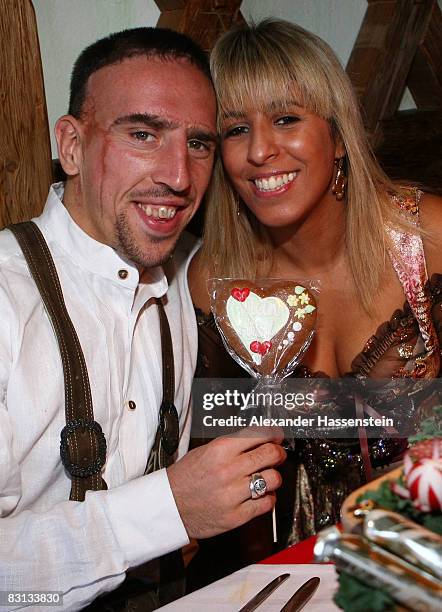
[34,183,168,298]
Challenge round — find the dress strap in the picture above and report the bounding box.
[386,188,440,377]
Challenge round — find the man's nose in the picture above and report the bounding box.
[247,126,279,166]
[151,136,191,194]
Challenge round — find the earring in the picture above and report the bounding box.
[332,157,347,201]
[235,195,241,217]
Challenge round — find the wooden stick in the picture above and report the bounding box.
[272,507,277,543]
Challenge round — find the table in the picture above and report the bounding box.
[159,564,339,610]
[159,533,339,610]
[259,534,318,565]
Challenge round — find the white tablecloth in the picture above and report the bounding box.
[159,563,339,611]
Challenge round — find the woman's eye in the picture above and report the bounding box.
[223,125,248,138]
[275,115,300,126]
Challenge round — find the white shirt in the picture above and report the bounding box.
[0,184,197,610]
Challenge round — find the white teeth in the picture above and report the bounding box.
[137,203,177,219]
[254,172,297,192]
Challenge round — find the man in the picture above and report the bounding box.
[0,27,284,610]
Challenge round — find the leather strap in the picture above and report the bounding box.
[9,221,107,500]
[145,299,179,473]
[10,220,182,608]
[9,221,180,492]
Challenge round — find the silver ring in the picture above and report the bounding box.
[249,473,267,499]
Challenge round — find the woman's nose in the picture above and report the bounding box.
[247,125,279,165]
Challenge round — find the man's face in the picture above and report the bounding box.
[61,56,216,268]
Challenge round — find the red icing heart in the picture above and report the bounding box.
[250,340,272,356]
[261,341,272,355]
[231,287,250,302]
[217,279,317,376]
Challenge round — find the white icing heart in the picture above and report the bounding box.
[226,293,289,364]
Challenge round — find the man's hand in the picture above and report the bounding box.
[167,427,286,539]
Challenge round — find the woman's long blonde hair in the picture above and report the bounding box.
[200,19,408,313]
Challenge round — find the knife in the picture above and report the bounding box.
[280,576,320,612]
[238,573,290,612]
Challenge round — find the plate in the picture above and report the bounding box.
[340,466,403,532]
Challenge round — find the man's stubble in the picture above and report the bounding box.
[115,210,179,269]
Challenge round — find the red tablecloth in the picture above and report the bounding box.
[259,534,317,564]
[260,523,343,564]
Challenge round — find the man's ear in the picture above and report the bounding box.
[55,115,83,176]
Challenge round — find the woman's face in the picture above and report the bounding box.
[220,102,344,230]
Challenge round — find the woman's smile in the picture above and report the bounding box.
[250,170,298,196]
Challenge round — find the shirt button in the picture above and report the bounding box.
[118,269,128,279]
[128,400,136,411]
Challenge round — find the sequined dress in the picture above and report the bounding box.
[187,189,442,588]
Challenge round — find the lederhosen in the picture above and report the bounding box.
[9,221,185,611]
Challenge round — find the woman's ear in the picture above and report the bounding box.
[54,115,83,176]
[330,122,346,159]
[334,135,346,160]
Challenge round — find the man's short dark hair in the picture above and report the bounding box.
[69,27,211,117]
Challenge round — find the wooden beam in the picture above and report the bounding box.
[0,0,52,227]
[346,0,435,145]
[155,0,244,52]
[377,109,442,193]
[407,2,442,109]
[155,0,187,9]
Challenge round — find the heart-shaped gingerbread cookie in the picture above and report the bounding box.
[212,280,317,376]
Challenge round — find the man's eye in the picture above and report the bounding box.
[132,131,154,141]
[223,125,248,138]
[275,115,300,126]
[188,140,211,157]
[188,139,207,150]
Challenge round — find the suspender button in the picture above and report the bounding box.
[128,400,137,410]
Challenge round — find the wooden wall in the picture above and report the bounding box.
[347,0,442,192]
[156,0,244,51]
[0,0,52,228]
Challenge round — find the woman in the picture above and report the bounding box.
[187,18,442,583]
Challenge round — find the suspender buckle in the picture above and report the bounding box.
[159,400,179,456]
[60,418,107,478]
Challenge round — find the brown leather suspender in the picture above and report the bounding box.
[9,220,184,609]
[9,221,107,501]
[146,299,180,474]
[8,221,179,500]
